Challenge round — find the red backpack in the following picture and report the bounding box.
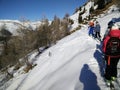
[103,29,120,58]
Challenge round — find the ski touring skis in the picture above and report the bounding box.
[105,79,120,90]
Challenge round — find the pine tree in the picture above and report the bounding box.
[115,0,120,8]
[97,0,105,9]
[90,6,94,14]
[78,14,82,23]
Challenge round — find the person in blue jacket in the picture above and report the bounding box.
[88,21,94,37]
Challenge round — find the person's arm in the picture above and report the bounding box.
[102,36,110,53]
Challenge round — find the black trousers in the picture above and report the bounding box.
[104,56,120,80]
[95,32,101,39]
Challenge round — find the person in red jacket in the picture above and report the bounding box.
[102,25,120,85]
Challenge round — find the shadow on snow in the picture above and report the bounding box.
[94,44,106,77]
[79,64,100,90]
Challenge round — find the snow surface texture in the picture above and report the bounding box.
[5,10,120,90]
[0,3,120,90]
[7,25,104,90]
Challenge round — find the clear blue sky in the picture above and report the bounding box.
[0,0,88,21]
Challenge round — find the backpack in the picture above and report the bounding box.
[106,37,120,57]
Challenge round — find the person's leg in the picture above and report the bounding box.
[92,30,95,38]
[104,56,112,80]
[98,32,101,39]
[88,29,92,36]
[104,65,112,80]
[110,58,119,78]
[94,32,97,38]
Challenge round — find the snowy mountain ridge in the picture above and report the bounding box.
[0,20,42,36]
[0,1,118,35]
[0,1,99,35]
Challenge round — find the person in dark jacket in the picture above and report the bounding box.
[108,18,116,29]
[94,21,101,40]
[102,25,120,85]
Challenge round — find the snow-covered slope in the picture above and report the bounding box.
[69,1,95,30]
[3,6,120,90]
[0,1,120,90]
[7,23,104,90]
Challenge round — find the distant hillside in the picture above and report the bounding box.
[69,0,119,31]
[0,0,118,36]
[0,20,42,36]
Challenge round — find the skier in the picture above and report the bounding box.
[88,21,94,37]
[102,25,120,86]
[94,21,101,41]
[104,18,116,38]
[108,18,116,29]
